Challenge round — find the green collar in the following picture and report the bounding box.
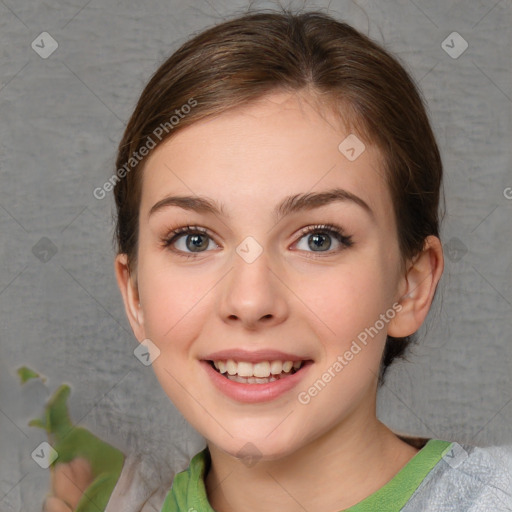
[162,439,453,511]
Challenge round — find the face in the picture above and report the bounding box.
[118,91,411,460]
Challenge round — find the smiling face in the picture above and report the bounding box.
[116,90,418,460]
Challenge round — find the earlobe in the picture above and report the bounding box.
[388,236,444,338]
[114,254,145,341]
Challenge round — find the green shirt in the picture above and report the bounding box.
[161,439,452,511]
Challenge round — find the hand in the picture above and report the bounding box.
[43,458,94,512]
[29,384,125,512]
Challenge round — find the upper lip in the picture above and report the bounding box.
[202,349,310,363]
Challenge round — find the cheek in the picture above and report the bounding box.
[296,263,398,385]
[303,259,392,333]
[137,260,211,346]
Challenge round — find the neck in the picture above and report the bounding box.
[205,406,419,512]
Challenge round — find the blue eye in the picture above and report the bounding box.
[162,226,217,258]
[161,223,353,259]
[294,224,353,255]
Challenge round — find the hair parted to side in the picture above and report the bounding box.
[113,9,443,385]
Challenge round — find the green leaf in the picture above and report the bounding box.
[28,418,46,430]
[46,384,74,440]
[17,366,45,384]
[28,380,125,511]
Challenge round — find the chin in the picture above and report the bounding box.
[207,426,310,465]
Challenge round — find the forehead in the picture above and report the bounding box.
[140,91,391,224]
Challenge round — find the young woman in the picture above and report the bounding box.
[43,9,512,512]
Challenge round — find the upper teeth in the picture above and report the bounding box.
[213,360,302,377]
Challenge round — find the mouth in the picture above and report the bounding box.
[201,353,314,403]
[207,359,310,384]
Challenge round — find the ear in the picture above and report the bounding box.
[114,253,146,342]
[388,235,444,338]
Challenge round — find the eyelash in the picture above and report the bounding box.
[161,223,353,259]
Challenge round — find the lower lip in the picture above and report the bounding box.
[201,360,312,403]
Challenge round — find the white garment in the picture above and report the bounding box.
[401,443,512,511]
[104,453,174,512]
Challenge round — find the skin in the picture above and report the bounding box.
[44,458,93,512]
[49,90,443,512]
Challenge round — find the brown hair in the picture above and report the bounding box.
[113,9,443,385]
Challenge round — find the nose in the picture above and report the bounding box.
[218,247,288,330]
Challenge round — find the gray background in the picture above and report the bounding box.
[1,0,511,509]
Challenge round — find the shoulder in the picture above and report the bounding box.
[404,441,512,511]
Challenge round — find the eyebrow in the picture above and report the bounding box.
[148,187,374,222]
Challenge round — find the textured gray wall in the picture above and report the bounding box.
[1,0,511,509]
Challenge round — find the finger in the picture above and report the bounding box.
[52,458,93,508]
[42,495,73,512]
[68,458,94,489]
